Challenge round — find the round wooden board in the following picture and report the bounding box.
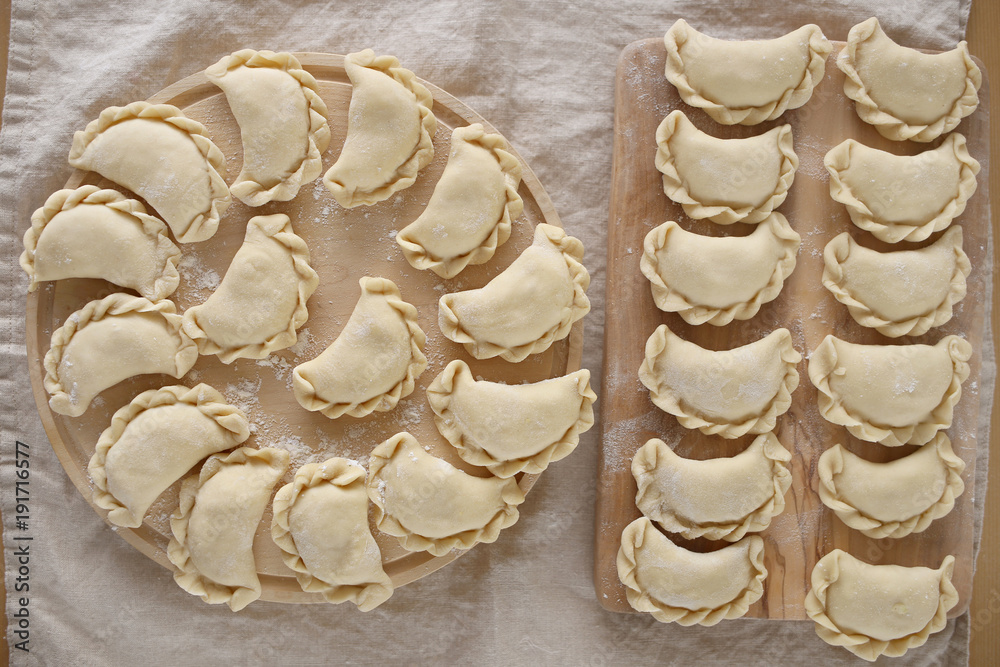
[25,53,584,603]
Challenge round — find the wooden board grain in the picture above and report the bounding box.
[594,39,990,620]
[25,53,584,604]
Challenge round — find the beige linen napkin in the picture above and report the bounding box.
[1,1,987,665]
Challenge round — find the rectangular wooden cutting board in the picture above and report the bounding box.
[594,38,991,619]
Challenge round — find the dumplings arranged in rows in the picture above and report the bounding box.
[182,213,318,363]
[44,293,198,417]
[426,360,596,478]
[366,432,524,556]
[293,277,427,419]
[206,49,331,206]
[632,434,791,542]
[397,123,523,278]
[638,325,801,438]
[663,20,831,125]
[617,517,767,626]
[68,101,231,243]
[168,447,289,612]
[324,49,436,208]
[808,335,972,447]
[640,214,799,325]
[822,227,970,338]
[818,434,965,539]
[824,135,980,243]
[272,458,393,611]
[805,550,958,661]
[439,223,590,362]
[88,384,250,528]
[20,186,180,301]
[654,111,798,224]
[838,17,981,142]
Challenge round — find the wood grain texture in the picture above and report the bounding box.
[595,38,990,620]
[967,0,1000,661]
[23,54,584,604]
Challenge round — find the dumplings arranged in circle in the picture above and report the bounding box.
[43,293,198,417]
[206,49,331,206]
[838,17,981,142]
[654,111,798,225]
[272,458,393,611]
[68,101,231,243]
[88,384,250,529]
[805,550,958,661]
[182,213,319,363]
[818,434,965,539]
[324,49,436,208]
[663,20,831,125]
[20,186,181,301]
[617,517,767,626]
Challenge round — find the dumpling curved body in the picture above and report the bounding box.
[21,186,181,301]
[438,223,590,362]
[182,214,318,363]
[68,101,231,243]
[426,360,596,477]
[654,111,798,224]
[271,458,393,610]
[366,432,524,556]
[822,227,970,337]
[808,335,972,447]
[292,277,426,419]
[43,294,198,417]
[206,50,331,206]
[805,550,958,661]
[396,124,523,278]
[168,447,289,612]
[664,20,831,125]
[825,135,980,243]
[632,433,792,542]
[638,325,801,438]
[323,49,436,208]
[640,214,799,325]
[617,517,767,626]
[88,384,250,528]
[818,434,965,539]
[838,17,982,142]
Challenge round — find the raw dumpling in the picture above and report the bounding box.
[617,517,766,626]
[366,432,525,556]
[43,293,198,417]
[426,359,596,478]
[664,20,831,125]
[206,49,331,206]
[292,277,427,419]
[808,335,972,447]
[396,124,524,278]
[638,325,801,438]
[825,135,980,243]
[182,214,318,363]
[822,227,971,338]
[271,458,393,611]
[640,214,799,325]
[168,447,289,612]
[88,384,250,528]
[838,17,982,142]
[805,550,958,661]
[323,49,436,208]
[818,434,965,539]
[439,223,590,362]
[68,101,231,243]
[20,186,181,301]
[632,433,792,542]
[654,111,798,224]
